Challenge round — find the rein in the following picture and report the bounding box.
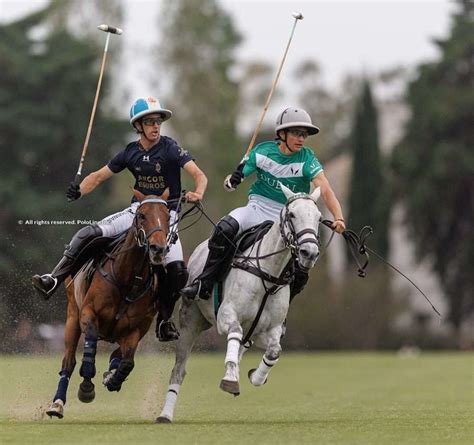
[319,220,442,317]
[197,198,442,324]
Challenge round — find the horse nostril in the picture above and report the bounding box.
[300,248,319,263]
[300,248,310,258]
[150,245,164,255]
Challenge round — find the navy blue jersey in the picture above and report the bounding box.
[107,136,193,210]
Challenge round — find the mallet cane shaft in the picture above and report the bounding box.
[223,13,303,191]
[243,12,304,159]
[70,24,123,196]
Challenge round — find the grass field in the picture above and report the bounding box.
[0,352,472,444]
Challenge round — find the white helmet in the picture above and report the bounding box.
[275,107,319,135]
[129,97,172,128]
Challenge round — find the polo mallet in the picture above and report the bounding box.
[224,12,304,190]
[69,24,123,201]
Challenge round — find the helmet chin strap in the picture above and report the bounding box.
[136,121,158,144]
[279,130,296,153]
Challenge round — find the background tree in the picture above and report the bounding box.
[47,0,123,38]
[0,4,128,344]
[156,0,243,249]
[238,60,276,140]
[347,79,390,257]
[295,61,357,162]
[391,0,474,334]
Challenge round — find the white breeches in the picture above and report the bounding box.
[229,194,283,235]
[98,203,183,265]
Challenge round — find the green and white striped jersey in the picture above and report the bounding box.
[242,141,323,205]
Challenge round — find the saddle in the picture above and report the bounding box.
[235,220,274,255]
[217,220,274,281]
[212,221,275,315]
[74,231,129,290]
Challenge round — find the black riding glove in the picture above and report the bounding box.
[224,163,245,191]
[66,182,81,201]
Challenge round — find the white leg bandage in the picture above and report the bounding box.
[251,355,279,386]
[159,383,181,420]
[224,333,242,365]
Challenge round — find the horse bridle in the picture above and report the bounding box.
[98,198,170,305]
[134,198,170,253]
[279,193,321,260]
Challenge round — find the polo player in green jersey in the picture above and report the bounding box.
[181,107,346,301]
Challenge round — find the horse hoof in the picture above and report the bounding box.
[46,400,64,419]
[219,379,240,396]
[78,379,95,403]
[248,368,267,386]
[155,416,172,424]
[103,370,112,380]
[102,370,115,386]
[105,381,122,392]
[103,370,121,392]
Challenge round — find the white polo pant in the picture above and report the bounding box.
[228,195,284,235]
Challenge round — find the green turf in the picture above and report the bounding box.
[0,352,472,444]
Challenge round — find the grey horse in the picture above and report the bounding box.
[157,185,322,423]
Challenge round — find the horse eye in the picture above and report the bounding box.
[288,212,295,219]
[138,213,146,221]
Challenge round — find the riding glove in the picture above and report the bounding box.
[224,163,245,191]
[66,182,81,201]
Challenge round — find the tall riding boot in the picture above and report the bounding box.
[32,225,102,300]
[180,215,240,300]
[155,261,188,342]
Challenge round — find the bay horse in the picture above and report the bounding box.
[46,189,170,419]
[157,185,322,423]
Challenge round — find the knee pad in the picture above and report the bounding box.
[209,215,240,249]
[65,224,104,263]
[166,261,188,291]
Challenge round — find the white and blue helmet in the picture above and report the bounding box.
[129,97,172,128]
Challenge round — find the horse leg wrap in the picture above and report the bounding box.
[109,357,121,371]
[251,355,279,386]
[159,384,181,420]
[106,359,134,392]
[225,332,242,366]
[53,369,70,404]
[79,335,97,379]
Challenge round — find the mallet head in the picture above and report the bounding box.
[97,24,123,35]
[292,12,304,20]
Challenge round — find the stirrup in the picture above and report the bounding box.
[157,320,180,342]
[197,280,213,300]
[32,274,58,300]
[180,280,202,300]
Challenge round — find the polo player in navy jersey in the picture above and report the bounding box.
[32,97,208,341]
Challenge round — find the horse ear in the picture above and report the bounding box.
[132,189,146,202]
[280,183,296,201]
[160,188,170,201]
[311,186,321,202]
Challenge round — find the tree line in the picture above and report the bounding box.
[0,0,471,350]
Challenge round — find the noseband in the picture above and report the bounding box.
[279,193,320,258]
[134,198,169,253]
